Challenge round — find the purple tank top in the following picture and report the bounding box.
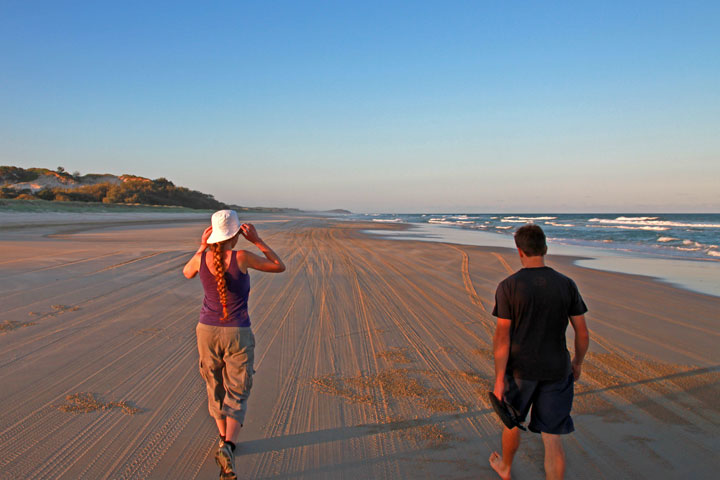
[199,251,251,327]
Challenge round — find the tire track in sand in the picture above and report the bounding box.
[447,244,487,313]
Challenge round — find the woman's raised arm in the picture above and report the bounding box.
[182,226,213,278]
[238,223,285,273]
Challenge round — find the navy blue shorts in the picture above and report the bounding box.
[503,372,575,435]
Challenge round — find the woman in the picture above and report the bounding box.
[183,209,285,480]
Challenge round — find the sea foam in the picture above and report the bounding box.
[501,216,557,223]
[683,240,704,248]
[428,218,473,225]
[589,217,720,228]
[591,225,670,231]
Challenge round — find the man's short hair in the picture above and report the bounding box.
[514,224,547,256]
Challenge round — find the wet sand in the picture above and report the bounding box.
[0,214,718,479]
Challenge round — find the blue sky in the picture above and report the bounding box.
[1,1,718,212]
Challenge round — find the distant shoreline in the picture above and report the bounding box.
[0,198,303,214]
[0,200,313,234]
[361,222,720,298]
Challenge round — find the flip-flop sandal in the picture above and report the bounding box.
[488,392,527,431]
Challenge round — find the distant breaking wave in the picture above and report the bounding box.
[428,218,473,225]
[358,213,720,261]
[501,216,557,223]
[589,217,720,228]
[610,225,671,231]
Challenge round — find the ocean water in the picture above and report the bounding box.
[348,213,720,297]
[352,213,720,261]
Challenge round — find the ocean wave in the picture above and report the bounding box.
[613,216,659,221]
[619,225,670,231]
[668,240,720,255]
[428,218,473,225]
[360,212,719,263]
[683,240,704,248]
[502,216,557,222]
[591,225,670,231]
[589,218,720,228]
[670,238,719,255]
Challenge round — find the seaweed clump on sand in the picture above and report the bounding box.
[311,368,471,413]
[58,392,140,415]
[375,348,414,364]
[0,320,37,333]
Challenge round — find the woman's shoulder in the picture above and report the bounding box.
[233,250,251,271]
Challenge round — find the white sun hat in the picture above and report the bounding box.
[206,209,242,244]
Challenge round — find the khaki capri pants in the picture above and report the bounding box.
[196,323,255,425]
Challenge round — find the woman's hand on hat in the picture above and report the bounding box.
[240,223,261,244]
[200,226,213,247]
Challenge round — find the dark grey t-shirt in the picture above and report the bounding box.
[492,266,588,381]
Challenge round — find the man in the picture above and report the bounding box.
[489,224,589,480]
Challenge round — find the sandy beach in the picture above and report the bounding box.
[0,214,718,479]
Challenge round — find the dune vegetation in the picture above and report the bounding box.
[0,166,298,212]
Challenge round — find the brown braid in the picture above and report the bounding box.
[210,241,230,322]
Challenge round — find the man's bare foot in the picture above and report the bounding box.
[489,451,511,480]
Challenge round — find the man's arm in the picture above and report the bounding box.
[569,314,589,380]
[492,317,513,399]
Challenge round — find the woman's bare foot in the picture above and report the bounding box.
[489,451,511,480]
